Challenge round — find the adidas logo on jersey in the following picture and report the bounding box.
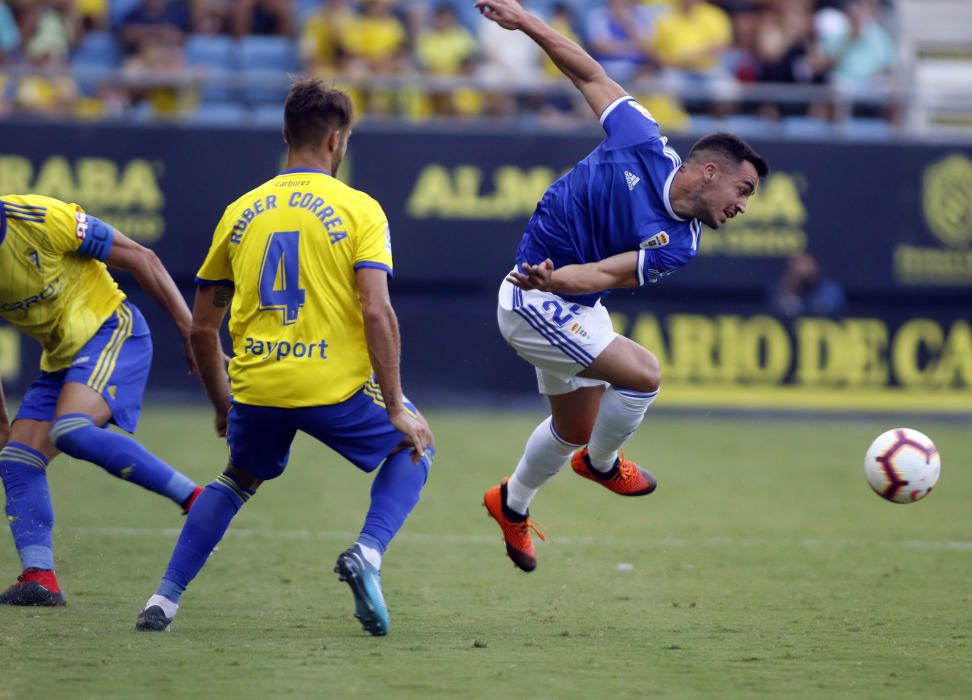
[624,171,641,191]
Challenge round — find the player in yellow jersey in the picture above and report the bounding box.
[136,78,435,636]
[0,194,203,606]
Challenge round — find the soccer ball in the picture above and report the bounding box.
[864,428,940,504]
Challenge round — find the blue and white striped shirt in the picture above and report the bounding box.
[515,96,702,307]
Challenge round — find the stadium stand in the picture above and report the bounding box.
[895,0,972,135]
[189,99,248,124]
[184,33,236,102]
[0,0,967,138]
[237,34,300,105]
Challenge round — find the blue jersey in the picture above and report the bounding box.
[515,96,703,307]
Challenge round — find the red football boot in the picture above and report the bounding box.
[181,486,204,515]
[0,568,66,606]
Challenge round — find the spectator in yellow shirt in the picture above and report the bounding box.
[415,4,477,75]
[76,0,107,30]
[300,0,354,73]
[415,4,481,117]
[651,0,732,75]
[14,57,79,117]
[341,0,409,75]
[340,0,411,116]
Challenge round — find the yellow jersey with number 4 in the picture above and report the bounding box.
[196,168,394,408]
[0,193,124,372]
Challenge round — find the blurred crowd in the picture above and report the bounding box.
[0,0,898,127]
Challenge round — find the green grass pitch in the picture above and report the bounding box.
[1,405,970,699]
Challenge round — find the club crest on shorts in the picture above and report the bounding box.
[569,322,589,338]
[641,231,669,249]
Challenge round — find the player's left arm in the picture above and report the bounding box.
[105,230,197,375]
[475,0,626,118]
[508,252,640,294]
[358,268,434,462]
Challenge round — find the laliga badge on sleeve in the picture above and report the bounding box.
[641,231,669,249]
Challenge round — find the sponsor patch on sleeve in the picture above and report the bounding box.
[641,231,670,249]
[75,210,89,241]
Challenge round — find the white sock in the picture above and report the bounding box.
[146,593,179,619]
[586,387,658,472]
[356,542,382,570]
[506,416,582,515]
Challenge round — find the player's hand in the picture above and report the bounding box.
[213,403,229,438]
[474,0,526,30]
[506,258,554,291]
[181,333,199,376]
[389,406,434,464]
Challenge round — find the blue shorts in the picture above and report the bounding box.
[14,301,152,433]
[227,385,420,481]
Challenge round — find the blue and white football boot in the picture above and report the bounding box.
[334,545,389,636]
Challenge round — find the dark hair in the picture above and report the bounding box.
[284,78,353,150]
[687,132,769,178]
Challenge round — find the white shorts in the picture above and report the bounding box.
[497,276,615,395]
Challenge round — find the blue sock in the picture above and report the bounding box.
[359,447,433,555]
[50,413,196,507]
[156,473,254,603]
[0,442,55,570]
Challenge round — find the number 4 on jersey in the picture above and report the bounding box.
[259,230,305,325]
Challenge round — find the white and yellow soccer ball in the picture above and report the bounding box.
[864,428,941,503]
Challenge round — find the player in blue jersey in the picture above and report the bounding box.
[477,0,768,572]
[135,79,434,636]
[0,194,203,606]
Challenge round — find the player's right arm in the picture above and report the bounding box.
[475,0,626,118]
[193,210,236,437]
[0,377,10,449]
[508,252,640,294]
[190,285,232,437]
[358,268,433,462]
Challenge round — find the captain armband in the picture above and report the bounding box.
[76,214,115,261]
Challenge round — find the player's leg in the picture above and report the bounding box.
[49,302,200,512]
[358,443,434,567]
[571,334,661,494]
[483,384,600,573]
[301,388,433,636]
[136,403,292,632]
[506,384,602,515]
[488,278,614,569]
[334,443,433,637]
[0,402,65,606]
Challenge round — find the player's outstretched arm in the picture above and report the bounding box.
[105,230,197,375]
[475,0,626,118]
[508,251,640,294]
[190,286,232,437]
[358,268,434,462]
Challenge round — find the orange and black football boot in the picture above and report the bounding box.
[483,479,546,572]
[571,448,657,496]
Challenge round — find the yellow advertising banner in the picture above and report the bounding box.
[611,312,972,413]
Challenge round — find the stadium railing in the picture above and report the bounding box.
[2,64,970,141]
